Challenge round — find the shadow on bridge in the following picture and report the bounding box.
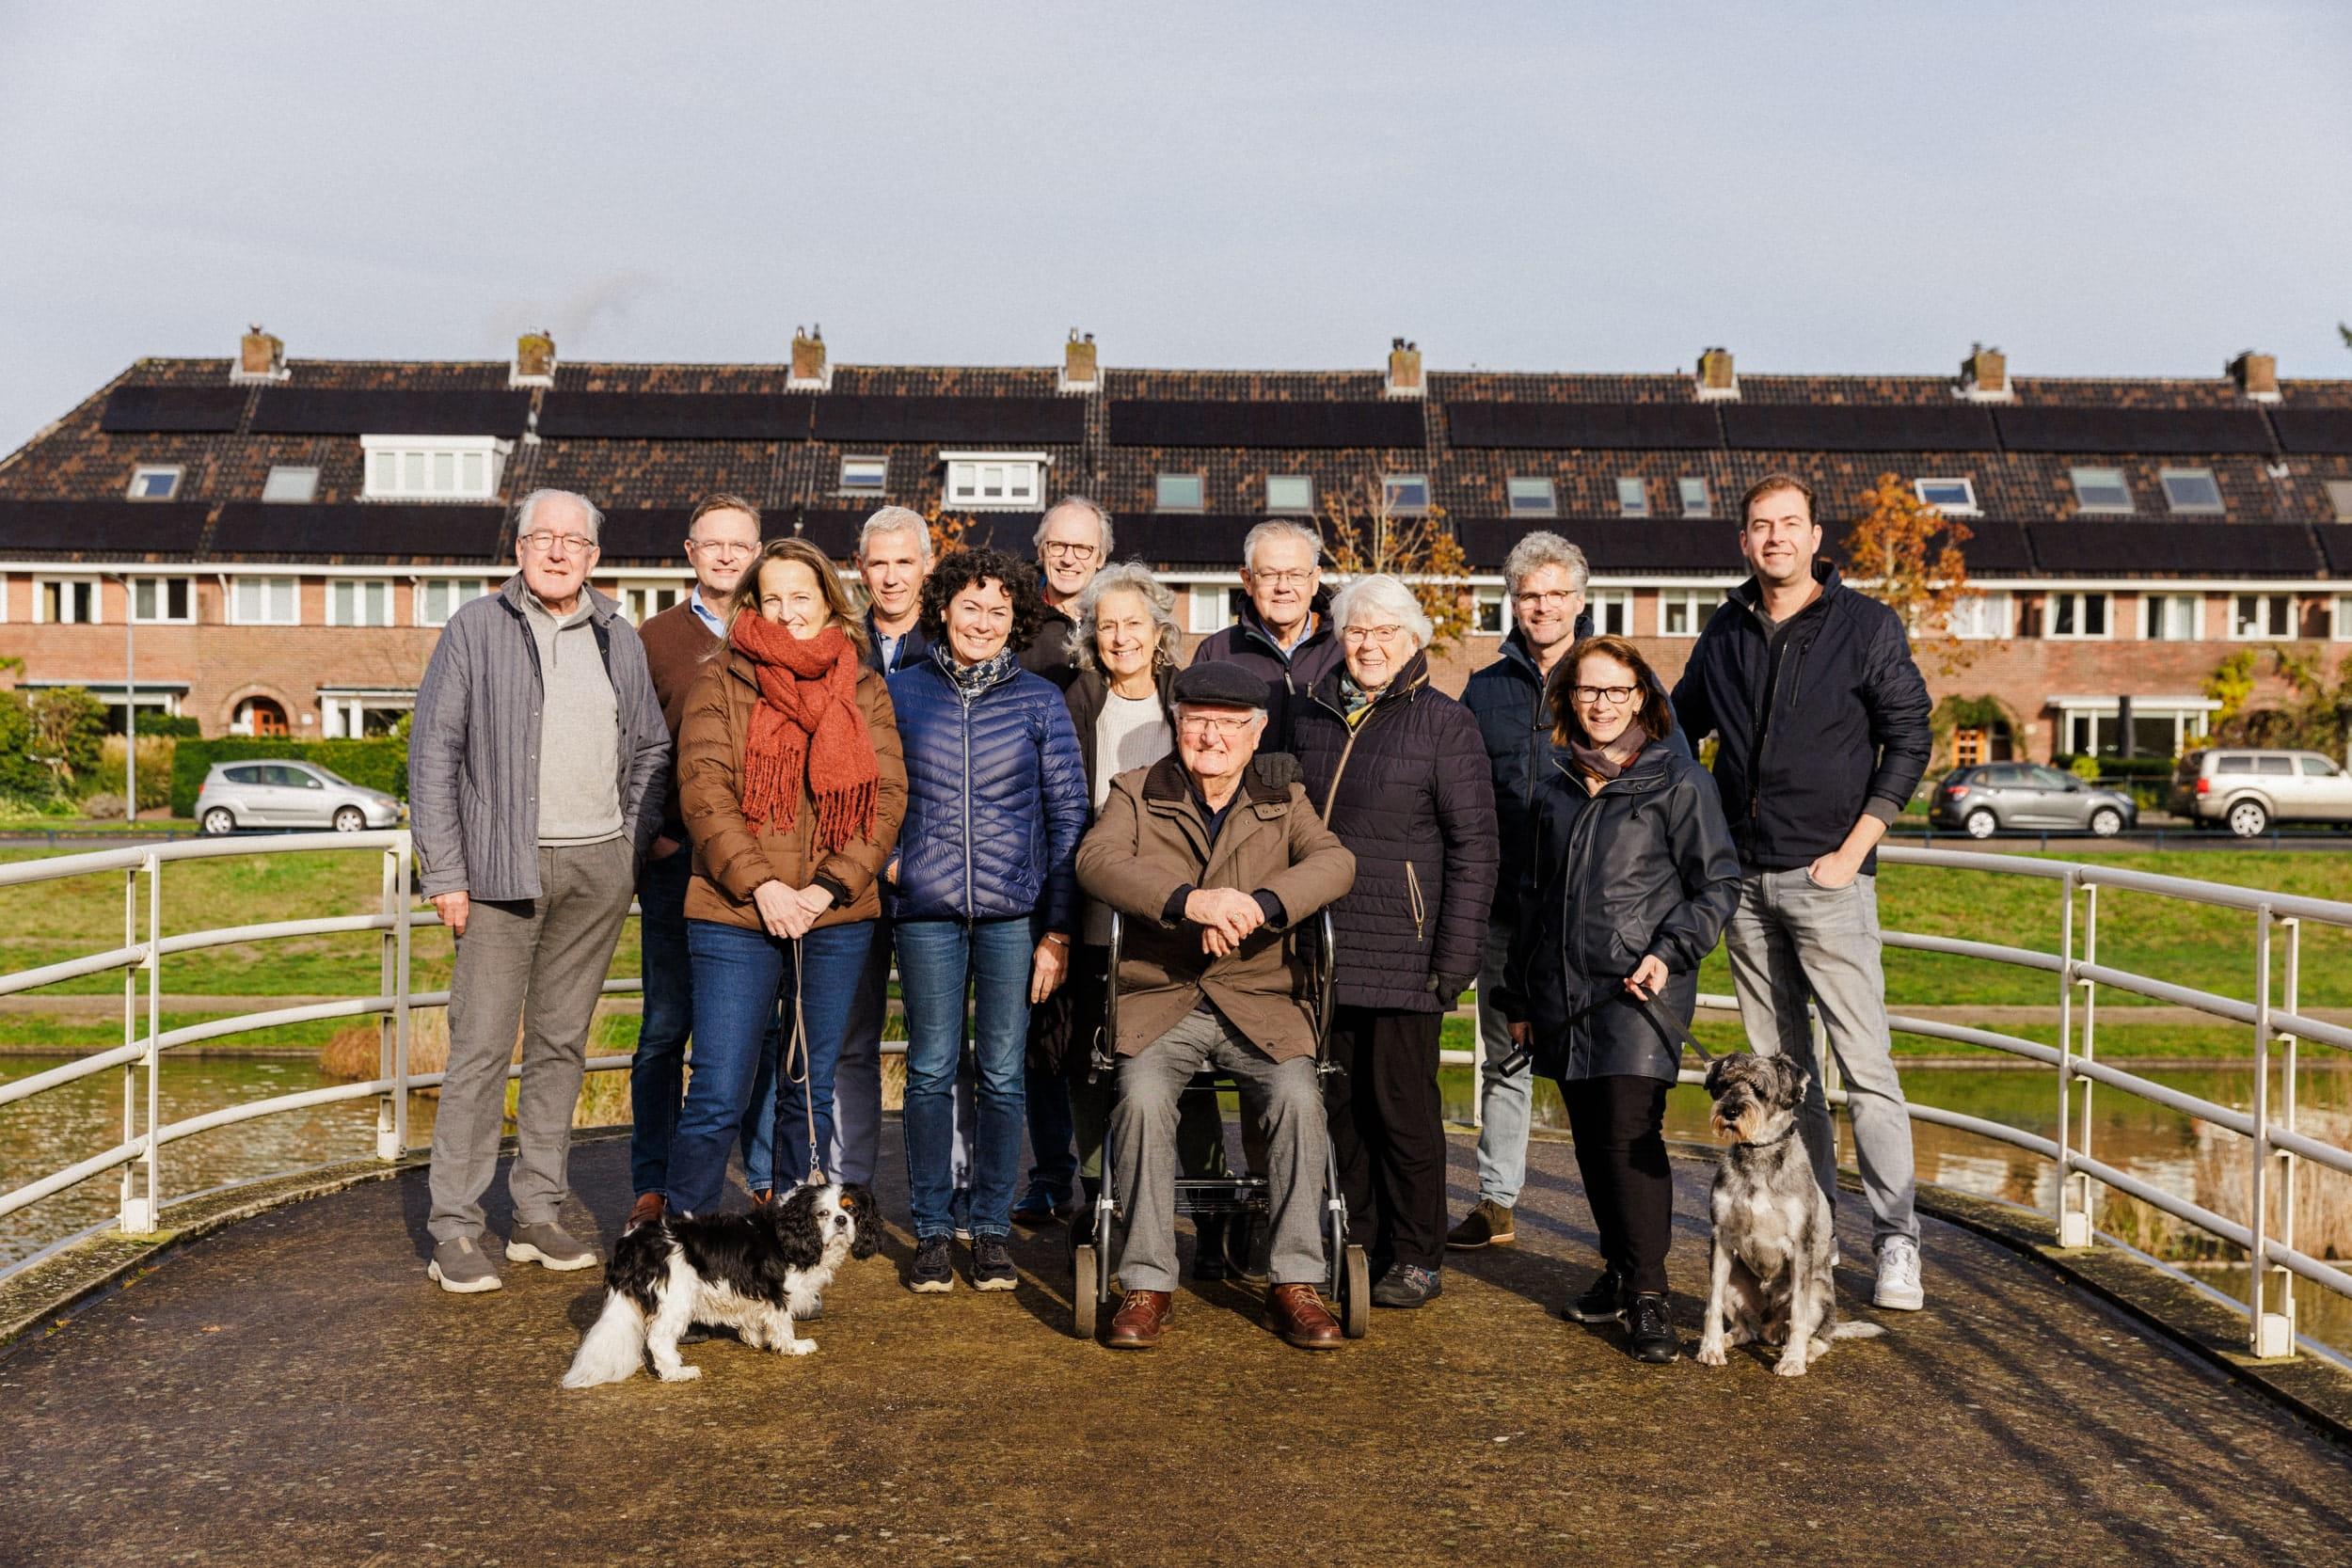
[4,1128,2346,1567]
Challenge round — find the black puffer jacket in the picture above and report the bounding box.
[1189,589,1345,748]
[1497,742,1741,1083]
[1295,651,1499,1012]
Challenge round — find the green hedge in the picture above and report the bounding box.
[2052,753,2177,780]
[170,738,409,816]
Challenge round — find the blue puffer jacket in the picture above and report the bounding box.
[886,646,1089,929]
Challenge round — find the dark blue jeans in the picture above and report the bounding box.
[669,916,875,1217]
[1022,1063,1078,1208]
[629,849,780,1198]
[897,916,1032,1241]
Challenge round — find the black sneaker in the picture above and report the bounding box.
[1566,1269,1629,1324]
[1627,1291,1679,1363]
[908,1233,955,1293]
[1371,1262,1441,1308]
[971,1233,1017,1291]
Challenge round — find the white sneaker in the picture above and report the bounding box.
[1873,1236,1924,1311]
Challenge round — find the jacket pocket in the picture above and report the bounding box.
[1404,862,1427,943]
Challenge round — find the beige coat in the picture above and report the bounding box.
[1075,754,1356,1062]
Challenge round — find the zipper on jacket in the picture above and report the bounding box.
[960,684,976,916]
[1405,862,1427,942]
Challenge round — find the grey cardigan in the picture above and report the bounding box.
[410,576,670,902]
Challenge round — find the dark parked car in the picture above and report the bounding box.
[1930,763,2137,839]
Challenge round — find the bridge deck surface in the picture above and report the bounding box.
[4,1129,2346,1567]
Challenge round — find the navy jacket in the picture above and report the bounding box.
[1463,623,1688,930]
[885,647,1089,930]
[1669,562,1932,874]
[863,610,932,676]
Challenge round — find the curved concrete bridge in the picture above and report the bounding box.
[4,1129,2347,1567]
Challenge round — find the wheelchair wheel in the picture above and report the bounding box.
[1073,1245,1100,1340]
[1341,1244,1370,1339]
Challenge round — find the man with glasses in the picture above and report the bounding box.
[1022,496,1112,689]
[1671,473,1933,1312]
[626,495,772,1231]
[411,488,669,1292]
[1190,518,1343,748]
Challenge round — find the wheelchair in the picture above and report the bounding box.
[1072,907,1369,1341]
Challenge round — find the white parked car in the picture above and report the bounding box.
[2169,749,2352,836]
[193,761,405,835]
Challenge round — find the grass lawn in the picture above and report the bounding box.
[1437,1012,2287,1064]
[0,817,200,835]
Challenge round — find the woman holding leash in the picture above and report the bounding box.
[1497,634,1740,1363]
[670,538,907,1219]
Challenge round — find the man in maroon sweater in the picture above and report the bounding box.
[627,494,767,1230]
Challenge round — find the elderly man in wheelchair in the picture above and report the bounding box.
[1073,660,1359,1350]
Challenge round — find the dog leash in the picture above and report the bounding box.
[1493,983,1726,1077]
[784,936,823,1188]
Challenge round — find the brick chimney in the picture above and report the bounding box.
[1385,338,1423,399]
[1059,329,1098,394]
[1959,342,2011,403]
[788,325,830,391]
[511,329,557,388]
[232,324,287,384]
[2229,350,2280,403]
[1694,346,1738,401]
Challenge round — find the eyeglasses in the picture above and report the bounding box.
[1177,713,1259,737]
[519,531,596,556]
[1341,624,1406,646]
[1514,590,1579,609]
[1041,541,1100,562]
[686,537,755,559]
[1248,568,1315,589]
[1572,684,1638,705]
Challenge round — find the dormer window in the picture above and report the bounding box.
[941,451,1048,511]
[839,455,887,494]
[128,465,182,500]
[360,435,509,501]
[1914,477,1979,516]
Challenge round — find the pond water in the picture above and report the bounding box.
[5,1052,2348,1358]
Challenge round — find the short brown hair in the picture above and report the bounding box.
[687,492,763,538]
[1549,635,1677,749]
[1739,472,1815,526]
[729,536,869,656]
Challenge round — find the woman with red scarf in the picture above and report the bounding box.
[669,538,908,1216]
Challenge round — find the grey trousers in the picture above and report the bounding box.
[1721,866,1920,1248]
[429,838,636,1243]
[1108,1007,1327,1292]
[1470,919,1533,1208]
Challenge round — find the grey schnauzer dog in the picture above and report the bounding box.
[1693,1053,1883,1377]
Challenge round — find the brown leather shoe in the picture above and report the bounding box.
[750,1189,773,1209]
[624,1192,667,1232]
[1104,1289,1173,1349]
[1266,1283,1343,1350]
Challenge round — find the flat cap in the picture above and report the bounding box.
[1170,660,1269,711]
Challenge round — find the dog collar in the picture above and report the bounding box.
[1734,1126,1801,1150]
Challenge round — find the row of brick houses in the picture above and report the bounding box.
[3,327,2351,769]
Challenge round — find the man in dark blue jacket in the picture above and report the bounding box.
[1670,473,1934,1312]
[1189,518,1344,748]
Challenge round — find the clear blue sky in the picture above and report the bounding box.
[3,1,2347,451]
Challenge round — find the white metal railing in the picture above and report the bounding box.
[3,833,2350,1363]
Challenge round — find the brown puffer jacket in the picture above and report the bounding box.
[1075,753,1356,1063]
[677,646,908,929]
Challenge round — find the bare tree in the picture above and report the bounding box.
[1315,477,1475,652]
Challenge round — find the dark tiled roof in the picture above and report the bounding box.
[249,388,530,437]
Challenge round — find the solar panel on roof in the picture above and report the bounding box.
[1720,404,1997,451]
[2313,528,2352,575]
[2024,521,2318,576]
[537,394,814,441]
[1994,407,2274,454]
[813,397,1085,445]
[1442,403,1720,450]
[1113,515,1263,564]
[1106,401,1425,449]
[1452,518,1734,573]
[594,509,696,562]
[1951,520,2034,574]
[249,389,531,436]
[0,501,209,556]
[2270,409,2352,456]
[210,503,507,558]
[99,386,248,434]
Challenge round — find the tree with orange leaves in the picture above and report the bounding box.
[1841,471,1977,675]
[1316,477,1475,653]
[920,498,974,560]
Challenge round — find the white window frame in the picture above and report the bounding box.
[1587,588,1633,636]
[1945,591,2010,640]
[838,454,887,494]
[617,580,687,625]
[2159,467,2225,515]
[1505,477,1558,517]
[2043,591,2112,641]
[358,435,511,501]
[2141,593,2202,641]
[1472,586,1508,635]
[2071,466,2135,514]
[2326,479,2352,523]
[35,576,102,625]
[1155,472,1206,513]
[228,576,300,626]
[326,578,394,628]
[1677,477,1712,518]
[1263,475,1313,514]
[940,451,1050,511]
[1914,477,1980,516]
[129,576,195,625]
[1615,478,1650,518]
[1659,589,1708,638]
[1188,584,1243,635]
[1382,473,1432,515]
[262,465,320,504]
[414,578,489,627]
[2332,594,2352,641]
[2229,592,2294,641]
[126,464,183,501]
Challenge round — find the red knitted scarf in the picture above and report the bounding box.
[730,616,879,849]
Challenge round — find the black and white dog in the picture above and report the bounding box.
[1693,1054,1883,1378]
[563,1182,879,1388]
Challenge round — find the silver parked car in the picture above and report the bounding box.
[1930,763,2137,839]
[2170,749,2352,837]
[194,761,405,835]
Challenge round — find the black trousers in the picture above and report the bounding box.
[1326,1006,1447,1272]
[1558,1074,1674,1295]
